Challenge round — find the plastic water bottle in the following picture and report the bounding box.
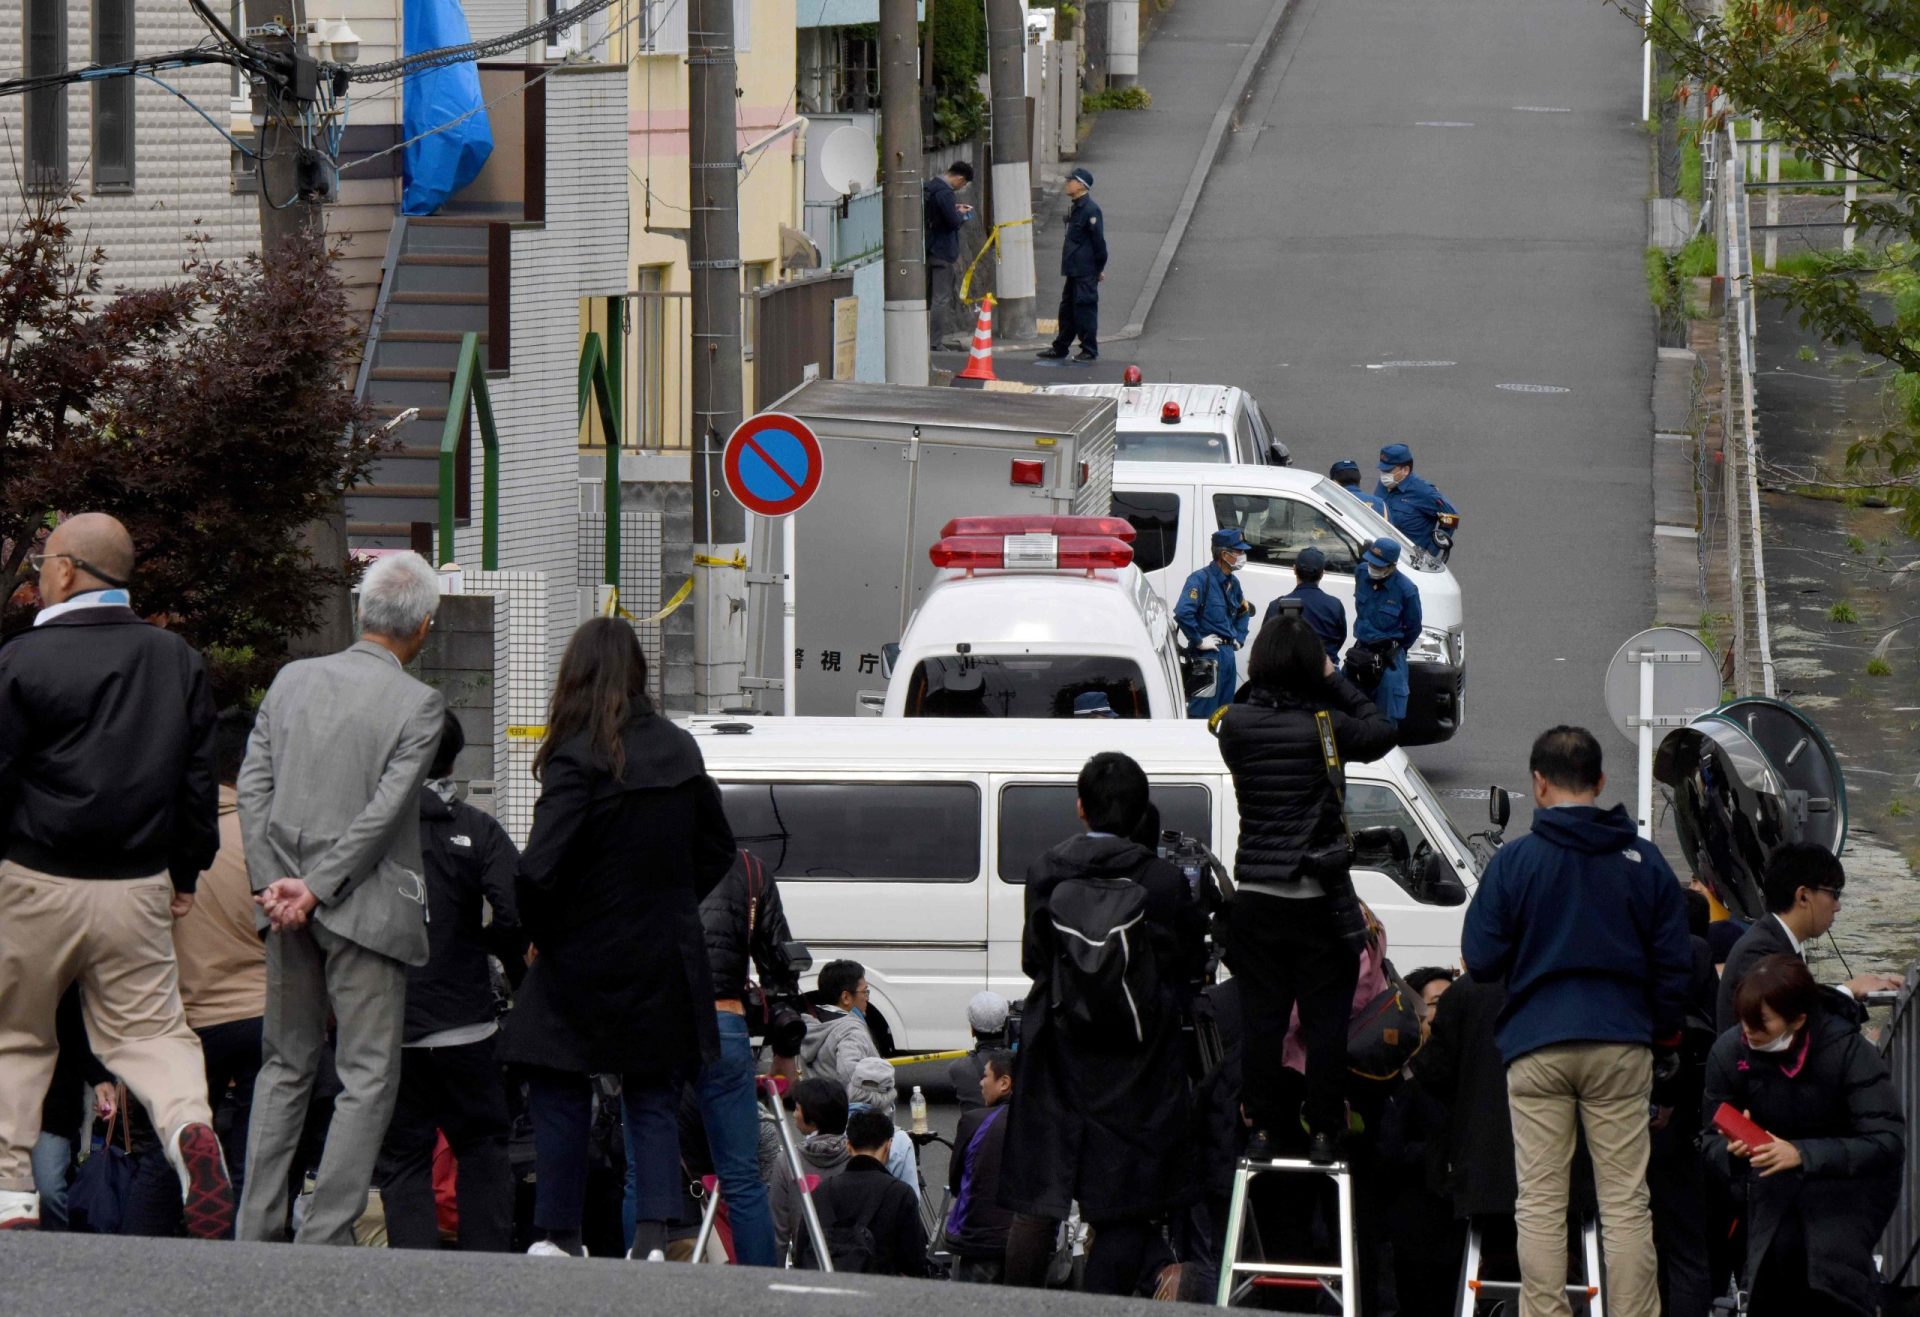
[910,1085,929,1135]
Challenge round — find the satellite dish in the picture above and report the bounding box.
[818,126,877,195]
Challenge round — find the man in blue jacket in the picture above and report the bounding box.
[1463,726,1692,1317]
[1037,167,1107,362]
[1374,443,1458,554]
[1329,459,1388,518]
[923,160,974,349]
[1350,538,1421,722]
[1266,545,1346,663]
[1175,528,1255,718]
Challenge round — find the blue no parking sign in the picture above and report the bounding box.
[722,412,824,518]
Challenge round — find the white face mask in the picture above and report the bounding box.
[1368,565,1392,581]
[1226,552,1246,571]
[1751,1029,1796,1054]
[1381,469,1404,488]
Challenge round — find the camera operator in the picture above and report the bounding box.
[693,846,805,1267]
[1215,612,1396,1166]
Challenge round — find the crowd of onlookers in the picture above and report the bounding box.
[0,517,1909,1317]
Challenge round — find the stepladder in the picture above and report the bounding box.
[1216,1155,1358,1312]
[1456,1215,1606,1316]
[691,1076,832,1268]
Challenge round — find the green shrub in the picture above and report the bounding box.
[1083,86,1153,112]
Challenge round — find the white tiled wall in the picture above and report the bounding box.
[465,569,549,847]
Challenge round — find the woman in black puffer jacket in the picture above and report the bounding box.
[1216,614,1396,1162]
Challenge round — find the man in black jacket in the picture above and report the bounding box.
[0,513,231,1235]
[803,1109,929,1276]
[374,710,522,1251]
[1713,842,1898,1035]
[923,160,974,348]
[999,751,1204,1296]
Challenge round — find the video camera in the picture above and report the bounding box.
[753,939,814,1058]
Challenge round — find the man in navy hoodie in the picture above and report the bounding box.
[1463,726,1691,1317]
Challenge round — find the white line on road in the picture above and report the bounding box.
[768,1284,874,1298]
[1496,382,1571,394]
[1512,105,1573,112]
[1415,120,1475,127]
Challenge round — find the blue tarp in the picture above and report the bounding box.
[400,0,494,215]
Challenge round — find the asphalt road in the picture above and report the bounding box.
[991,0,1660,835]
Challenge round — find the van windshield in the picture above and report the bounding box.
[1116,428,1232,464]
[903,655,1149,718]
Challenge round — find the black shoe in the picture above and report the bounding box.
[1307,1131,1339,1166]
[1036,347,1069,359]
[1075,348,1098,362]
[1243,1129,1278,1165]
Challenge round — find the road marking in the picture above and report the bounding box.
[768,1284,874,1297]
[1415,120,1475,127]
[1496,382,1571,394]
[1377,360,1456,369]
[1512,105,1573,113]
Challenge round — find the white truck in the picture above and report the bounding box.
[742,381,1118,716]
[870,514,1186,718]
[1113,461,1466,745]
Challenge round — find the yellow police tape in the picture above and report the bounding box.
[888,1050,971,1066]
[959,217,1034,306]
[599,577,694,624]
[694,551,749,570]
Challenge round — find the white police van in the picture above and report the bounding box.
[1114,461,1467,745]
[867,514,1185,718]
[1043,378,1290,466]
[690,717,1494,1052]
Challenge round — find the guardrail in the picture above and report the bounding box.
[1879,968,1920,1288]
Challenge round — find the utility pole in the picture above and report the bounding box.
[688,0,748,710]
[880,0,929,384]
[984,0,1035,340]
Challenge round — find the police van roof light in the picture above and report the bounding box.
[939,514,1136,543]
[1123,365,1143,386]
[929,535,1134,574]
[1160,402,1181,424]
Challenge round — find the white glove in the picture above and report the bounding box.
[1197,635,1221,652]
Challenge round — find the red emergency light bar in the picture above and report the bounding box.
[939,514,1137,542]
[929,535,1135,573]
[1122,365,1144,386]
[1160,401,1181,424]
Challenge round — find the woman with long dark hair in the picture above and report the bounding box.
[1703,954,1902,1315]
[497,618,736,1258]
[1215,613,1395,1165]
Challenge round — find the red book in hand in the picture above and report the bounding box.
[1712,1102,1774,1148]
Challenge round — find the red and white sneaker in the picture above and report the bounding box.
[0,1189,40,1230]
[168,1122,235,1240]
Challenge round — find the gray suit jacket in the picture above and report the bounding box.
[237,640,445,967]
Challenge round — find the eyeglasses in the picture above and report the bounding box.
[1810,886,1844,900]
[26,551,129,589]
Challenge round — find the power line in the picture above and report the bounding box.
[345,0,625,83]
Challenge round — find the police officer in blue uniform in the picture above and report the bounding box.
[1175,528,1256,718]
[1265,545,1346,663]
[1036,168,1107,363]
[1350,537,1422,723]
[1329,459,1388,518]
[1373,443,1458,554]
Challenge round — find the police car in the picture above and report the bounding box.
[1041,375,1290,466]
[864,514,1185,718]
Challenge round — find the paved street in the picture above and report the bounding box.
[987,0,1659,832]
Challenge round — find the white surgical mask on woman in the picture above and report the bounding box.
[1751,1029,1796,1054]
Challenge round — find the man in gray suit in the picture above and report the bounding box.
[236,552,446,1244]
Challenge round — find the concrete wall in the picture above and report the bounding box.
[452,64,630,677]
[0,0,257,285]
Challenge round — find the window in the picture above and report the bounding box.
[719,782,981,881]
[24,0,69,193]
[634,265,670,447]
[1233,407,1260,464]
[1114,426,1230,464]
[1110,490,1180,574]
[997,783,1212,882]
[1347,782,1459,901]
[902,656,1149,719]
[1213,493,1360,571]
[92,0,136,192]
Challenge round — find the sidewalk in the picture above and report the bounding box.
[947,0,1292,355]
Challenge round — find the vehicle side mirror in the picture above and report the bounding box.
[1267,440,1292,467]
[1352,825,1411,869]
[1489,787,1511,829]
[880,642,899,679]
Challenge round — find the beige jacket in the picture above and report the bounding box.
[172,787,268,1029]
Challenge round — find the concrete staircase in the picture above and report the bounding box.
[350,216,496,551]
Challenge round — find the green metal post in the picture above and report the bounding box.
[605,298,624,592]
[438,332,500,570]
[472,373,499,571]
[438,333,478,567]
[577,329,624,590]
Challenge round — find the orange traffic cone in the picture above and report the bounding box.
[952,295,997,387]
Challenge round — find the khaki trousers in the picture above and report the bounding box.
[0,860,212,1191]
[1507,1042,1660,1317]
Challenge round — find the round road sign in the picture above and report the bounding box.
[1602,627,1721,745]
[723,412,824,518]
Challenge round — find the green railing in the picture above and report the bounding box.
[579,294,624,585]
[438,331,499,570]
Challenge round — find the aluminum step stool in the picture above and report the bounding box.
[1215,1154,1357,1311]
[1456,1216,1605,1316]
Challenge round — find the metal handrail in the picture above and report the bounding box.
[579,312,623,586]
[438,331,500,570]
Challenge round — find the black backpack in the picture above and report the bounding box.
[802,1191,886,1273]
[1047,876,1162,1046]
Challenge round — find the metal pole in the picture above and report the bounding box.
[689,0,748,709]
[881,0,930,383]
[1637,655,1656,840]
[1641,0,1652,122]
[782,514,798,717]
[986,0,1036,339]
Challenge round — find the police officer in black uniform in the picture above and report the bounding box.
[1037,167,1107,362]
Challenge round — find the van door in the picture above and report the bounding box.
[986,776,1222,1008]
[717,777,987,1053]
[1343,780,1467,967]
[1207,486,1364,632]
[1110,481,1193,605]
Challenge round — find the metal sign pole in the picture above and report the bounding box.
[1638,655,1657,840]
[783,514,798,718]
